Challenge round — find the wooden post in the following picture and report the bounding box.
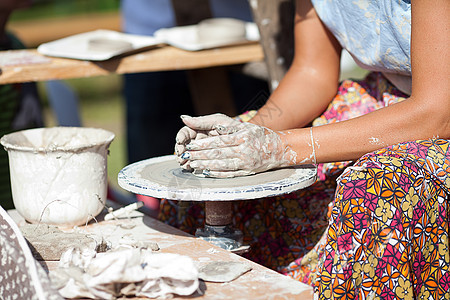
[248,0,296,91]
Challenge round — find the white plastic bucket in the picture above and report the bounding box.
[0,127,115,227]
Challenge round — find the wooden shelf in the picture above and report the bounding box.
[0,43,264,84]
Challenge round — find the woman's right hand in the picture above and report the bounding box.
[175,113,237,170]
[175,113,300,178]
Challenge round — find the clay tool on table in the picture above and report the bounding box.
[118,155,316,253]
[104,201,144,221]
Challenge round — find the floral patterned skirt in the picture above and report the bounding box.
[158,72,450,299]
[159,176,337,271]
[310,139,450,299]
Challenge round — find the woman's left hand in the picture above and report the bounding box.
[178,114,296,178]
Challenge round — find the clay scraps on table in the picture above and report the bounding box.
[50,247,199,299]
[198,261,252,282]
[20,224,98,261]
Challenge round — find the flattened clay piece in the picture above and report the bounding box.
[20,224,97,261]
[198,261,252,282]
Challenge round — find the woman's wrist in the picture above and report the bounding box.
[279,128,317,166]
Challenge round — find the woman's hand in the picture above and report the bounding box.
[175,113,297,178]
[175,113,233,170]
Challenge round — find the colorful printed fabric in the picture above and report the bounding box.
[159,176,337,272]
[311,0,411,76]
[312,72,407,181]
[314,139,450,299]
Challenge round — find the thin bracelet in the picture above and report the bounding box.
[310,127,317,166]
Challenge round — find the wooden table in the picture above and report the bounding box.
[9,209,313,300]
[0,43,264,85]
[0,42,265,115]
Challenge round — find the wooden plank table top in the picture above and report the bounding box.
[0,43,264,85]
[9,209,313,300]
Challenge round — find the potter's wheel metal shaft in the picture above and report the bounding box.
[196,201,248,254]
[205,201,232,226]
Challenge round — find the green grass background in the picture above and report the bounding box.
[10,0,120,22]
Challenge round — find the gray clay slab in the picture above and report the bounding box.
[20,224,97,261]
[118,155,316,201]
[198,261,252,282]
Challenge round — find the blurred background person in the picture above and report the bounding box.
[0,0,44,209]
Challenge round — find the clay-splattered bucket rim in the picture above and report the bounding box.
[0,127,115,153]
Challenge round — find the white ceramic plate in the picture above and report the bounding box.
[154,22,260,52]
[37,29,162,61]
[118,155,317,201]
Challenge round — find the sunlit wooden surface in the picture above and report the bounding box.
[0,43,264,85]
[9,209,313,300]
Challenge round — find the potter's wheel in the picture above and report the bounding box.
[118,155,317,253]
[118,155,317,201]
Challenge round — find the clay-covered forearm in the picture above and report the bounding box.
[282,97,449,166]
